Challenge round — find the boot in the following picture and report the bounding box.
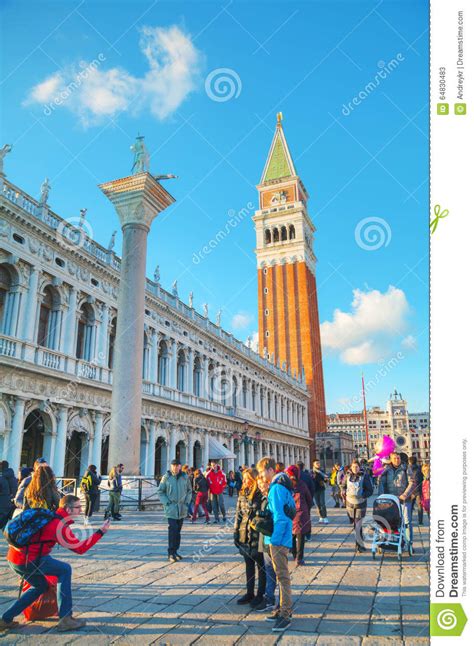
[57,615,87,632]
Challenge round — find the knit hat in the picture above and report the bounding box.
[285,465,300,480]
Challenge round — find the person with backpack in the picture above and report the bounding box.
[0,461,18,530]
[329,463,342,507]
[257,456,295,633]
[341,459,374,553]
[233,468,266,609]
[0,494,110,632]
[191,469,210,524]
[157,459,192,562]
[24,465,60,511]
[80,465,101,526]
[105,464,124,521]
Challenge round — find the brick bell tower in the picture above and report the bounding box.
[253,113,327,457]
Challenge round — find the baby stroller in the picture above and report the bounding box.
[370,494,413,561]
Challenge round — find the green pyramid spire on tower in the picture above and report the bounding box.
[261,113,297,184]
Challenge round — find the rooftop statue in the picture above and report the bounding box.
[0,144,12,174]
[39,177,51,205]
[130,135,150,175]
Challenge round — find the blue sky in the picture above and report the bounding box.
[1,0,429,413]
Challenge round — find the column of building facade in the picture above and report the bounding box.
[149,329,158,384]
[187,347,195,394]
[202,356,209,399]
[146,419,157,475]
[187,427,194,466]
[96,304,110,366]
[203,430,210,467]
[63,287,78,358]
[20,266,40,347]
[52,405,69,476]
[6,397,26,471]
[169,339,177,389]
[169,426,177,463]
[91,411,104,469]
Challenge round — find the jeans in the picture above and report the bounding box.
[107,492,121,517]
[243,552,266,598]
[331,485,340,506]
[210,493,226,521]
[84,492,98,518]
[403,500,414,543]
[3,556,72,622]
[192,493,209,521]
[263,551,277,605]
[314,489,327,518]
[168,518,184,555]
[269,545,292,619]
[346,502,367,547]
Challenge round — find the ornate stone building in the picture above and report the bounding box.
[0,165,310,478]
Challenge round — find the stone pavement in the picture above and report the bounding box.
[0,494,429,645]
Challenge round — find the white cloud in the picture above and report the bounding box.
[25,25,203,126]
[249,331,259,352]
[321,286,411,365]
[232,312,253,330]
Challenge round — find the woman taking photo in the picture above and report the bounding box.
[227,470,237,497]
[233,468,266,607]
[285,465,312,566]
[24,465,61,511]
[341,459,374,553]
[80,465,102,526]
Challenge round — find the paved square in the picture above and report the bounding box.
[0,495,429,644]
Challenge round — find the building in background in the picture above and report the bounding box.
[327,390,430,462]
[253,114,327,459]
[315,431,355,471]
[0,155,311,477]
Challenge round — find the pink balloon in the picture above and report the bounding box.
[375,434,396,458]
[372,457,385,477]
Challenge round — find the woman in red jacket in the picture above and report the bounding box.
[0,494,110,633]
[285,465,312,566]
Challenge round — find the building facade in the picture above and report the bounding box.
[0,166,311,477]
[253,114,327,458]
[327,390,430,462]
[315,431,355,471]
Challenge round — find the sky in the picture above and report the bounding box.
[0,0,429,413]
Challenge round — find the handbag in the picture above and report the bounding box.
[250,510,274,537]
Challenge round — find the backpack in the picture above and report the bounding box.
[81,473,92,492]
[3,508,60,548]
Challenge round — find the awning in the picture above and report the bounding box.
[208,436,236,460]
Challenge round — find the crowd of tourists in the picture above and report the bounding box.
[0,450,430,634]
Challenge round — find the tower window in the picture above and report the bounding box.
[264,287,269,295]
[289,224,296,240]
[272,227,279,243]
[263,267,268,275]
[264,309,269,316]
[265,331,270,338]
[264,229,271,244]
[281,226,287,241]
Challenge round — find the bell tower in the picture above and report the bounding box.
[253,113,327,454]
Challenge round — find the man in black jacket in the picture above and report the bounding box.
[0,461,18,529]
[311,459,329,524]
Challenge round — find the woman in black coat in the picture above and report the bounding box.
[0,461,18,529]
[233,467,266,607]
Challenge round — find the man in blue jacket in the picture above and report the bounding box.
[257,456,295,633]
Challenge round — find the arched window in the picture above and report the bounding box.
[232,376,238,409]
[108,317,117,369]
[0,264,13,335]
[158,340,168,385]
[274,395,278,421]
[251,384,256,411]
[272,227,279,243]
[289,224,296,240]
[281,226,288,241]
[38,286,61,350]
[221,378,229,406]
[260,388,264,416]
[76,302,95,360]
[242,378,248,408]
[142,331,150,380]
[177,349,186,392]
[193,356,202,396]
[267,392,271,418]
[265,229,272,244]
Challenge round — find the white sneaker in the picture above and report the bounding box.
[83,518,91,527]
[323,518,329,524]
[319,518,324,523]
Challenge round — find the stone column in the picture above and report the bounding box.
[99,172,174,474]
[53,405,69,477]
[203,431,210,467]
[21,266,40,342]
[202,356,209,399]
[169,339,177,389]
[63,287,78,357]
[7,397,26,472]
[91,411,104,469]
[149,330,158,384]
[169,426,177,464]
[187,428,194,467]
[96,305,110,366]
[147,420,157,475]
[188,348,195,394]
